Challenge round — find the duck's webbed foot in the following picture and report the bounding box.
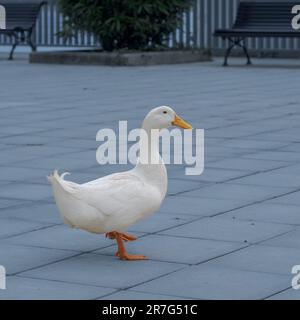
[105,231,147,261]
[115,251,146,260]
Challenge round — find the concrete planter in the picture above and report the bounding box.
[29,49,211,66]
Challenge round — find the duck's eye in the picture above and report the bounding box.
[163,111,167,114]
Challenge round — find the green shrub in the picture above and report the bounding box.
[59,0,191,51]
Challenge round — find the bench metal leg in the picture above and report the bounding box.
[223,43,235,66]
[223,37,252,66]
[28,39,37,52]
[9,43,17,60]
[27,29,36,52]
[8,34,20,60]
[8,30,25,60]
[240,42,252,65]
[8,29,36,60]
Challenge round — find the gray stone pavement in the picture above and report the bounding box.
[1,53,300,299]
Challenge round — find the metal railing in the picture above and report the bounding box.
[1,0,300,51]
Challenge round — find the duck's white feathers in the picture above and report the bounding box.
[48,169,162,233]
[47,106,180,235]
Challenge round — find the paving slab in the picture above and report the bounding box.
[1,57,300,299]
[0,166,50,183]
[48,137,100,150]
[0,198,24,210]
[0,217,49,239]
[159,195,245,217]
[233,172,300,188]
[0,276,116,300]
[0,202,63,224]
[208,158,287,172]
[0,243,77,274]
[262,227,300,249]
[3,224,119,252]
[170,167,251,183]
[129,212,196,233]
[217,139,288,151]
[271,163,300,175]
[167,179,208,196]
[0,148,41,166]
[0,134,61,146]
[221,203,300,225]
[268,191,300,206]
[160,217,293,244]
[101,290,191,300]
[96,234,246,264]
[182,183,293,202]
[0,183,52,201]
[243,151,300,162]
[206,244,300,275]
[267,288,300,300]
[132,264,290,300]
[20,253,184,289]
[13,156,97,172]
[279,143,300,153]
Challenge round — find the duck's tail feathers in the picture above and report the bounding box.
[47,169,70,183]
[47,169,78,193]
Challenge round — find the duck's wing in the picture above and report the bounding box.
[70,172,159,217]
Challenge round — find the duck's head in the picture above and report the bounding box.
[142,106,192,131]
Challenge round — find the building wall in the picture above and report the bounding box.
[1,0,300,55]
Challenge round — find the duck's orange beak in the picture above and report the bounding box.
[172,114,193,129]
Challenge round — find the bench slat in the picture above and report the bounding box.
[0,2,46,60]
[215,2,300,36]
[213,2,300,65]
[233,1,299,30]
[2,2,45,30]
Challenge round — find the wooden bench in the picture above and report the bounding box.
[214,2,300,66]
[0,2,46,60]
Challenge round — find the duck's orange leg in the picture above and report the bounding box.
[106,231,137,242]
[105,231,146,261]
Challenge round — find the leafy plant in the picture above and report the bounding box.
[59,0,191,51]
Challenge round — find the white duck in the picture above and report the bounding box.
[48,106,192,260]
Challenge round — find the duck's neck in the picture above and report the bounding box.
[134,125,168,199]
